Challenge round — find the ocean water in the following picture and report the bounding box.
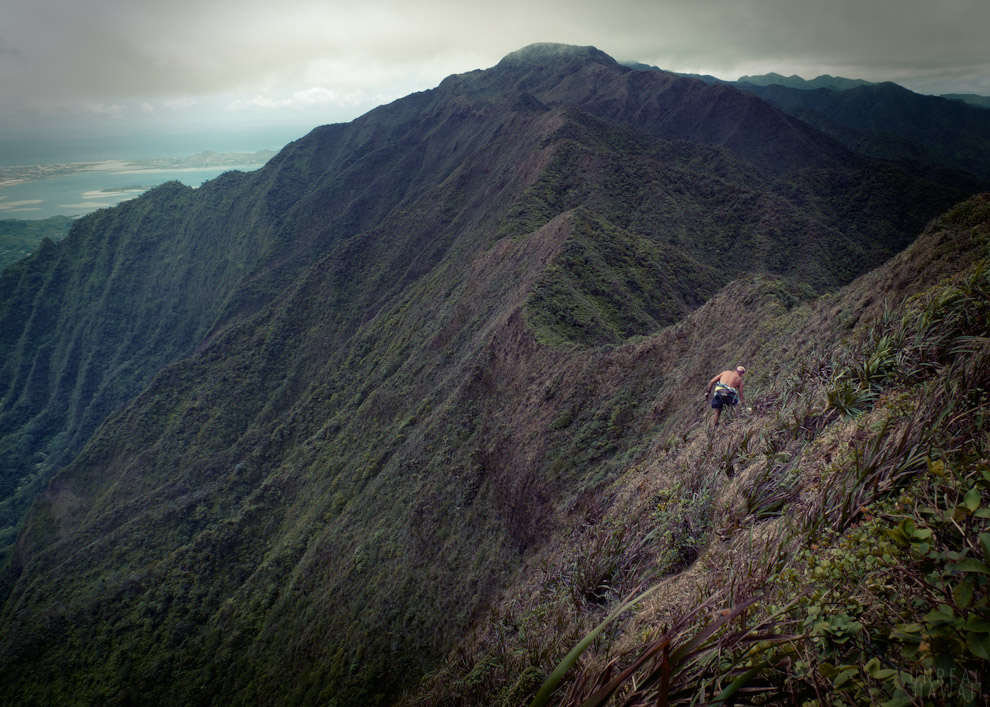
[0,163,263,220]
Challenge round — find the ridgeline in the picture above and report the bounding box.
[0,44,987,705]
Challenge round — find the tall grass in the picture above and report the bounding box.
[763,259,990,703]
[524,258,990,706]
[532,591,798,707]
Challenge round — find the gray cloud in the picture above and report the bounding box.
[1,0,986,139]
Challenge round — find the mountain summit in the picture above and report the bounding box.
[0,44,983,705]
[498,42,619,66]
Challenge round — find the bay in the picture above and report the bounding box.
[0,163,263,220]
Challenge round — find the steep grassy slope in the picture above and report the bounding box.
[0,45,982,705]
[405,194,990,706]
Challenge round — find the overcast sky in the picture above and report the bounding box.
[2,0,988,157]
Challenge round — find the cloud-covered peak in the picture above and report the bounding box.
[498,43,617,68]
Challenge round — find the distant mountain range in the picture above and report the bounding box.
[736,74,990,111]
[940,92,990,108]
[0,43,987,705]
[637,65,990,184]
[665,66,990,108]
[734,80,990,183]
[737,71,875,91]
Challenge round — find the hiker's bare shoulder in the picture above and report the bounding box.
[718,369,743,388]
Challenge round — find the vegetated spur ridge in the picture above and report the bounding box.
[409,193,990,707]
[0,43,979,705]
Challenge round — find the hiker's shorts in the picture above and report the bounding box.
[711,391,738,409]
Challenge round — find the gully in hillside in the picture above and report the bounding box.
[705,365,746,428]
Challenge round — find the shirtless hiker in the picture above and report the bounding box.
[705,366,746,428]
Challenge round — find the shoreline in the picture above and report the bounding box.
[0,151,274,219]
[0,150,275,192]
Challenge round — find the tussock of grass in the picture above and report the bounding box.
[546,231,990,705]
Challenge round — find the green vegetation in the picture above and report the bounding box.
[0,216,73,272]
[0,45,987,706]
[760,246,990,705]
[471,196,990,706]
[738,80,990,185]
[524,209,714,347]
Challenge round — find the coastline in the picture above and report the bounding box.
[0,150,275,219]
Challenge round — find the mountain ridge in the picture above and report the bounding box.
[733,80,990,183]
[0,43,984,705]
[736,71,875,90]
[629,60,990,185]
[405,191,990,706]
[943,92,990,109]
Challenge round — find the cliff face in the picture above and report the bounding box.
[0,44,981,704]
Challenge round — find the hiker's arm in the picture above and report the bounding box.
[705,374,719,397]
[738,380,745,403]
